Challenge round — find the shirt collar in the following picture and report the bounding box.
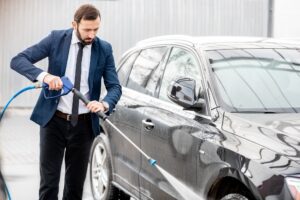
[71,30,80,45]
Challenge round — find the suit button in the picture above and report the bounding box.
[55,100,58,104]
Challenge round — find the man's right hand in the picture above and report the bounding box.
[43,74,63,91]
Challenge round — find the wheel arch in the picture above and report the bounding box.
[206,167,262,200]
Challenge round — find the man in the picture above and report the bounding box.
[10,4,121,200]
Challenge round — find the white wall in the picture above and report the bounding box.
[273,0,300,37]
[0,0,269,107]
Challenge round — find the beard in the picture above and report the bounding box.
[76,30,94,45]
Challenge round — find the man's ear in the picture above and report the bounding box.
[72,21,77,30]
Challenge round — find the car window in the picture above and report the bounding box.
[117,51,139,85]
[159,47,202,103]
[127,47,168,96]
[207,48,300,113]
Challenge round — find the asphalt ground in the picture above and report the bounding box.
[0,108,93,200]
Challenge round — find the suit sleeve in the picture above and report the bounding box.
[102,43,122,113]
[10,32,53,82]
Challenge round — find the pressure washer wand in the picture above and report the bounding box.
[72,88,157,166]
[42,77,157,166]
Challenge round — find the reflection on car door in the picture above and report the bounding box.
[140,102,203,199]
[139,47,206,199]
[109,51,142,197]
[115,46,170,198]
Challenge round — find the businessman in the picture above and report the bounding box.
[10,4,121,200]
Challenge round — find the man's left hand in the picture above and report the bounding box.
[86,101,108,113]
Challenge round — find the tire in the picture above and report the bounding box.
[90,135,130,200]
[220,193,249,200]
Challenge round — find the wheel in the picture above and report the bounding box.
[90,135,117,200]
[220,193,249,200]
[90,135,130,200]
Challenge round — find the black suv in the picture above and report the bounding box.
[89,36,300,200]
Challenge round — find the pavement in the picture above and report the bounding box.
[0,108,93,200]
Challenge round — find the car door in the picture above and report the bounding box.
[138,46,210,200]
[106,51,142,197]
[110,46,170,198]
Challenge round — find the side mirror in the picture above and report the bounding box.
[167,77,205,109]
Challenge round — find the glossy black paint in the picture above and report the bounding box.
[99,37,300,200]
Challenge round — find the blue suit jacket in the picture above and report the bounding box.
[10,29,122,135]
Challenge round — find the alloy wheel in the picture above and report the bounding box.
[91,142,109,200]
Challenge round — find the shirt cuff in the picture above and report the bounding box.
[36,72,49,83]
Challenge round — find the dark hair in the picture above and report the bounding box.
[74,4,101,23]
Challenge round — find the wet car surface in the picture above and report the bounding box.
[90,36,300,200]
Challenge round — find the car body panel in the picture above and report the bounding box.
[107,88,145,197]
[139,96,202,199]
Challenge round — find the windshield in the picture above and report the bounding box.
[206,48,300,113]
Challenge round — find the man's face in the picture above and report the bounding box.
[72,16,100,45]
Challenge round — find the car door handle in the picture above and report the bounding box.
[142,119,155,130]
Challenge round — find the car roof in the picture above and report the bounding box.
[136,35,300,50]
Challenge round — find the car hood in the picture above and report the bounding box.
[222,112,300,164]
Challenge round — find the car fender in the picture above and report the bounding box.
[206,166,263,200]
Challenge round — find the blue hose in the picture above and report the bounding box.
[0,85,37,122]
[0,84,40,200]
[0,78,72,200]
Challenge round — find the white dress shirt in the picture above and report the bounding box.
[58,30,92,114]
[38,30,91,114]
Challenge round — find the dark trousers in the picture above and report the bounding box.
[39,114,94,200]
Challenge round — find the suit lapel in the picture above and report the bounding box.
[61,29,72,76]
[88,38,103,93]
